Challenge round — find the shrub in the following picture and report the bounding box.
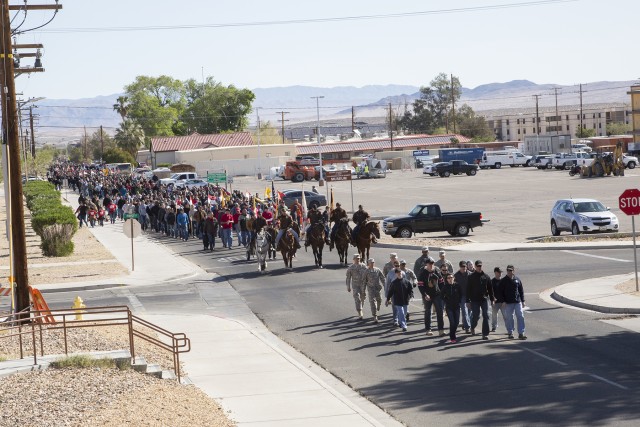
[50,355,124,369]
[41,228,75,257]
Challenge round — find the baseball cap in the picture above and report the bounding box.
[422,246,429,251]
[439,250,446,255]
[400,260,407,265]
[475,260,483,266]
[367,258,375,263]
[494,266,502,273]
[506,264,515,271]
[390,253,397,258]
[353,254,360,259]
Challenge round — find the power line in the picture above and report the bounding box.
[37,0,578,34]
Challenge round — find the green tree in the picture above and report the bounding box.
[102,147,135,164]
[456,104,494,141]
[115,119,146,158]
[86,130,117,160]
[399,73,462,134]
[252,121,282,145]
[113,96,130,121]
[124,75,186,138]
[576,126,596,138]
[182,77,255,134]
[606,122,631,136]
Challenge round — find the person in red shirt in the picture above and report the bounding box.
[261,206,274,225]
[220,208,234,249]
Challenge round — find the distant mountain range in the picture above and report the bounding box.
[33,80,635,144]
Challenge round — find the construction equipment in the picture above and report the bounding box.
[284,159,318,182]
[581,141,625,178]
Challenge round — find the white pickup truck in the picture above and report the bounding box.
[159,172,198,187]
[552,152,592,170]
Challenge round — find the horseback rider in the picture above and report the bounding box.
[329,202,351,250]
[304,205,330,247]
[290,199,302,225]
[274,207,302,250]
[352,204,377,244]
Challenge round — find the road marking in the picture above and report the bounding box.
[522,347,567,366]
[562,250,632,263]
[120,289,145,313]
[589,374,628,390]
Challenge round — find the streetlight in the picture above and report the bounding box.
[256,107,262,180]
[311,96,324,186]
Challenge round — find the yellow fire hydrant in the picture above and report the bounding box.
[72,296,86,320]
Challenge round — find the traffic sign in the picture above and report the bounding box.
[123,219,142,238]
[207,172,227,183]
[123,213,139,220]
[412,149,430,157]
[324,170,352,182]
[619,189,640,216]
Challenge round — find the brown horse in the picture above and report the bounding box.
[356,221,380,261]
[307,223,325,268]
[278,229,296,269]
[334,218,351,266]
[265,225,277,260]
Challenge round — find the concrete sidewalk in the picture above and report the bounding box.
[550,273,640,314]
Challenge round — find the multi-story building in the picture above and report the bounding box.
[481,103,630,142]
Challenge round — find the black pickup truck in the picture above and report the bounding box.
[435,160,479,177]
[382,203,486,238]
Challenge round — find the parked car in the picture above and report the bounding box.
[281,190,327,210]
[382,203,487,238]
[434,160,478,177]
[423,162,447,176]
[623,154,638,169]
[532,154,553,169]
[550,198,619,236]
[178,179,208,190]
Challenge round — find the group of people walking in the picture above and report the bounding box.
[346,247,527,343]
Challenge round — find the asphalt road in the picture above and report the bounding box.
[39,235,639,426]
[229,166,640,243]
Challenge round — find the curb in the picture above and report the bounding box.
[550,291,640,315]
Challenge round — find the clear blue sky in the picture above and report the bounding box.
[15,0,639,101]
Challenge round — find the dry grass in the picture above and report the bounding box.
[615,278,640,297]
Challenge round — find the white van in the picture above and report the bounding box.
[479,151,532,169]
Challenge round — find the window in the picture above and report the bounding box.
[518,129,521,134]
[284,151,290,156]
[567,125,570,131]
[523,129,526,134]
[566,115,569,120]
[577,114,580,119]
[516,119,520,124]
[506,119,509,125]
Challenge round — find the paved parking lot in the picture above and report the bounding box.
[230,166,640,243]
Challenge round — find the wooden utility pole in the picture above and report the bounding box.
[388,102,394,150]
[351,106,355,133]
[1,0,29,315]
[553,87,561,135]
[450,74,457,133]
[533,94,541,135]
[100,125,104,160]
[276,111,289,144]
[579,83,584,134]
[29,106,35,158]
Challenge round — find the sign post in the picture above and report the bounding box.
[619,188,640,291]
[325,170,354,212]
[123,216,142,271]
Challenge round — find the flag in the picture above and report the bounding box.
[252,197,257,216]
[271,180,277,203]
[301,190,308,225]
[330,187,334,215]
[265,187,272,199]
[277,190,285,201]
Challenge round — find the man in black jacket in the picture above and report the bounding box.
[499,264,527,340]
[417,259,445,336]
[466,260,494,340]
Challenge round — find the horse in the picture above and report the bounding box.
[333,217,351,266]
[255,229,270,272]
[307,222,326,268]
[356,221,380,261]
[264,225,277,260]
[278,229,296,269]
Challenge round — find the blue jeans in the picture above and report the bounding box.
[275,229,300,247]
[470,299,490,337]
[177,224,188,240]
[239,230,249,247]
[445,306,460,340]
[78,214,88,228]
[222,228,233,248]
[460,295,471,330]
[396,305,408,330]
[504,303,525,335]
[492,302,505,330]
[423,295,444,332]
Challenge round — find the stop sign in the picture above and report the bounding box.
[619,188,640,215]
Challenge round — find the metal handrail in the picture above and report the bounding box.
[0,305,190,382]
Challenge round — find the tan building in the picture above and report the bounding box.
[482,103,630,142]
[629,85,640,143]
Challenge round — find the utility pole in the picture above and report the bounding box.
[579,83,584,135]
[29,106,35,158]
[553,87,561,135]
[450,74,457,133]
[276,111,289,144]
[351,106,355,133]
[388,102,394,150]
[1,0,28,316]
[533,94,541,135]
[99,125,104,160]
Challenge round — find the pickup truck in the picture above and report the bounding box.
[382,203,486,238]
[434,160,478,177]
[552,152,592,170]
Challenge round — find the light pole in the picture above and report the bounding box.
[311,96,324,186]
[256,107,262,180]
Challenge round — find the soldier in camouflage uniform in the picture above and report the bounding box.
[383,253,399,277]
[363,258,386,323]
[345,254,368,320]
